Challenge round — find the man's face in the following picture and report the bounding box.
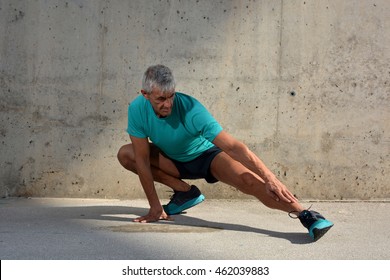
[142,88,175,118]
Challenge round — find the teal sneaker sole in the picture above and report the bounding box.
[309,219,334,241]
[163,194,205,215]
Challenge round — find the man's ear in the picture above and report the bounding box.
[141,90,149,99]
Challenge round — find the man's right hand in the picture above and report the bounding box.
[133,207,173,223]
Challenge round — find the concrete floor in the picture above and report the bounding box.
[1,197,389,260]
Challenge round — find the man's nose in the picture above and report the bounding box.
[163,98,173,107]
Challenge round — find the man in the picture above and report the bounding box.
[117,65,333,241]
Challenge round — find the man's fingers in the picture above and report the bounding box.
[283,189,298,203]
[279,190,298,203]
[161,215,174,221]
[265,179,299,204]
[267,189,280,202]
[268,188,296,203]
[133,213,173,223]
[133,215,156,223]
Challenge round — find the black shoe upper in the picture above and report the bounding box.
[298,210,326,230]
[167,185,201,206]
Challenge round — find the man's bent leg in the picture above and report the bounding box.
[118,143,205,215]
[117,143,190,192]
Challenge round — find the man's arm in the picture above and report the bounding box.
[213,131,297,203]
[130,135,170,222]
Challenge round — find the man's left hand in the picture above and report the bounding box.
[265,178,298,203]
[133,208,173,223]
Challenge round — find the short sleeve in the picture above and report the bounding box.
[190,100,223,142]
[126,101,147,138]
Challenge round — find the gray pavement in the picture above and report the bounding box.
[0,197,389,260]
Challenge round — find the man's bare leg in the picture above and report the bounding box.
[210,152,305,213]
[117,143,190,192]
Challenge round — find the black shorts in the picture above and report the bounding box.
[169,146,223,183]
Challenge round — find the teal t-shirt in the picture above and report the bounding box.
[127,92,223,162]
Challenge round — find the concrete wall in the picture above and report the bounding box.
[1,0,389,200]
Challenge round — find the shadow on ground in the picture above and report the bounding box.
[37,204,311,245]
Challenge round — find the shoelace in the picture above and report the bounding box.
[288,204,313,219]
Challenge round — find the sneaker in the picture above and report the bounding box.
[163,185,205,215]
[290,209,334,241]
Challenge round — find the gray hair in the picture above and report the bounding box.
[142,65,176,93]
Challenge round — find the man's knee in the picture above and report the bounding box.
[117,144,134,167]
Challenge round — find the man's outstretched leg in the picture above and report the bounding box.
[210,152,333,241]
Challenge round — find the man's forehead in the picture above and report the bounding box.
[151,88,175,97]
